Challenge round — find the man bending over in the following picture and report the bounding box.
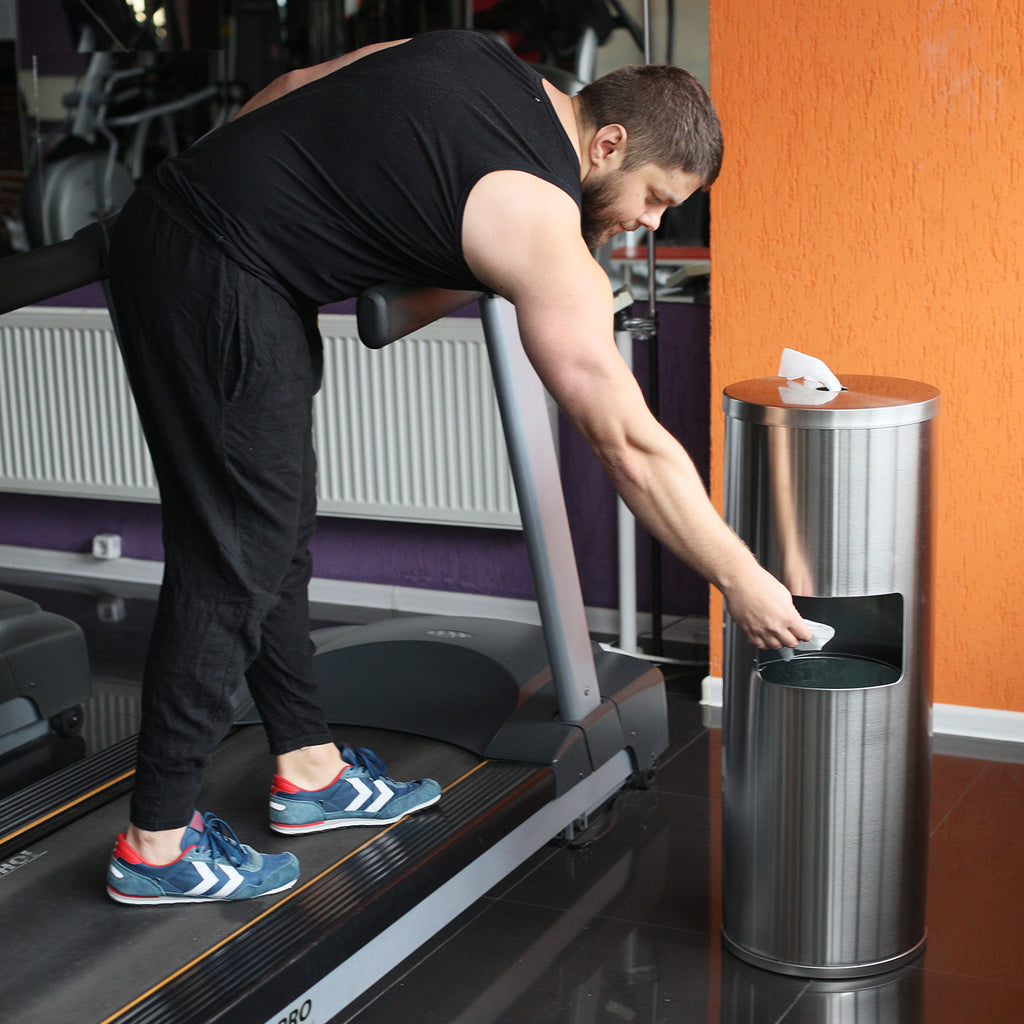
[104,31,809,906]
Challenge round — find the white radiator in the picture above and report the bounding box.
[0,307,520,528]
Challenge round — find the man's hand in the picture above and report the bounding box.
[722,562,812,650]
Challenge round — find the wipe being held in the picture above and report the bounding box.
[779,619,836,660]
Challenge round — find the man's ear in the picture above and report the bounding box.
[589,123,628,169]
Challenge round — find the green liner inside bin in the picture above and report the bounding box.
[759,653,900,690]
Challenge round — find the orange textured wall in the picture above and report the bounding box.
[707,1,1024,710]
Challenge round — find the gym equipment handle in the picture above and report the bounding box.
[0,218,118,316]
[357,283,481,349]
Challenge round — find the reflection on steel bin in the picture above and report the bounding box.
[720,375,940,978]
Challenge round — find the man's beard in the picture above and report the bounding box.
[580,172,622,249]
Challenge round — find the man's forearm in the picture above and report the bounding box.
[602,429,755,591]
[598,427,808,648]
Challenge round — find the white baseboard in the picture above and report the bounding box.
[932,703,1024,744]
[701,675,723,708]
[700,673,1024,745]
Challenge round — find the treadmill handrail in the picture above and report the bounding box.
[0,217,117,316]
[478,295,601,724]
[0,237,473,334]
[356,282,482,348]
[357,282,601,724]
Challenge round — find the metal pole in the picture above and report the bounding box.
[480,296,601,724]
[642,0,663,655]
[614,312,638,653]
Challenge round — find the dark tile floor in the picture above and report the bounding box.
[3,577,1024,1023]
[340,673,1024,1024]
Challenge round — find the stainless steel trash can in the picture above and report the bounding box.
[722,950,924,1023]
[720,375,939,978]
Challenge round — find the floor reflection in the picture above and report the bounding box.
[721,955,923,1024]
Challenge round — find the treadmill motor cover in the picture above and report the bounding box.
[0,590,92,732]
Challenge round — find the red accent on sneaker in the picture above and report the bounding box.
[272,768,347,796]
[112,833,145,864]
[113,832,189,867]
[271,773,304,794]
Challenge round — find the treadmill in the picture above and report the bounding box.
[0,221,668,1024]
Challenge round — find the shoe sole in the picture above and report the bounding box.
[269,792,441,835]
[106,877,298,906]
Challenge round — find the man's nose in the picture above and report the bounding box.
[638,208,663,231]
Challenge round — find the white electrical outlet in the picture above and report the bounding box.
[92,534,122,560]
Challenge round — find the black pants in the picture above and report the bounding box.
[107,185,333,831]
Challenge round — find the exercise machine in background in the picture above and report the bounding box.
[19,0,247,248]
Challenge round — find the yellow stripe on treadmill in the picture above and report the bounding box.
[100,760,498,1024]
[0,769,135,848]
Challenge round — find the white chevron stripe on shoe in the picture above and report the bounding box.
[107,811,300,905]
[341,778,396,814]
[184,861,245,898]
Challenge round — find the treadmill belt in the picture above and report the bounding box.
[0,723,554,1024]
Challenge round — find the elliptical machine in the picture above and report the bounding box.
[20,0,244,248]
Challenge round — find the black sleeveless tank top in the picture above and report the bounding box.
[154,31,582,305]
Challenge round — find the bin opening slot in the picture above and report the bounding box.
[794,593,903,667]
[757,652,900,690]
[758,593,904,690]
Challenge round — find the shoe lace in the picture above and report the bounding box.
[196,813,248,867]
[345,745,388,780]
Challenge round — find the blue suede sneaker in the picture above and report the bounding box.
[107,811,300,905]
[269,744,442,834]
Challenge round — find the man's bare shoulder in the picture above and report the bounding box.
[462,170,590,301]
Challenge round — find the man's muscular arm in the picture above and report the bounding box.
[463,171,810,649]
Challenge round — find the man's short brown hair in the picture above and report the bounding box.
[577,65,723,187]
